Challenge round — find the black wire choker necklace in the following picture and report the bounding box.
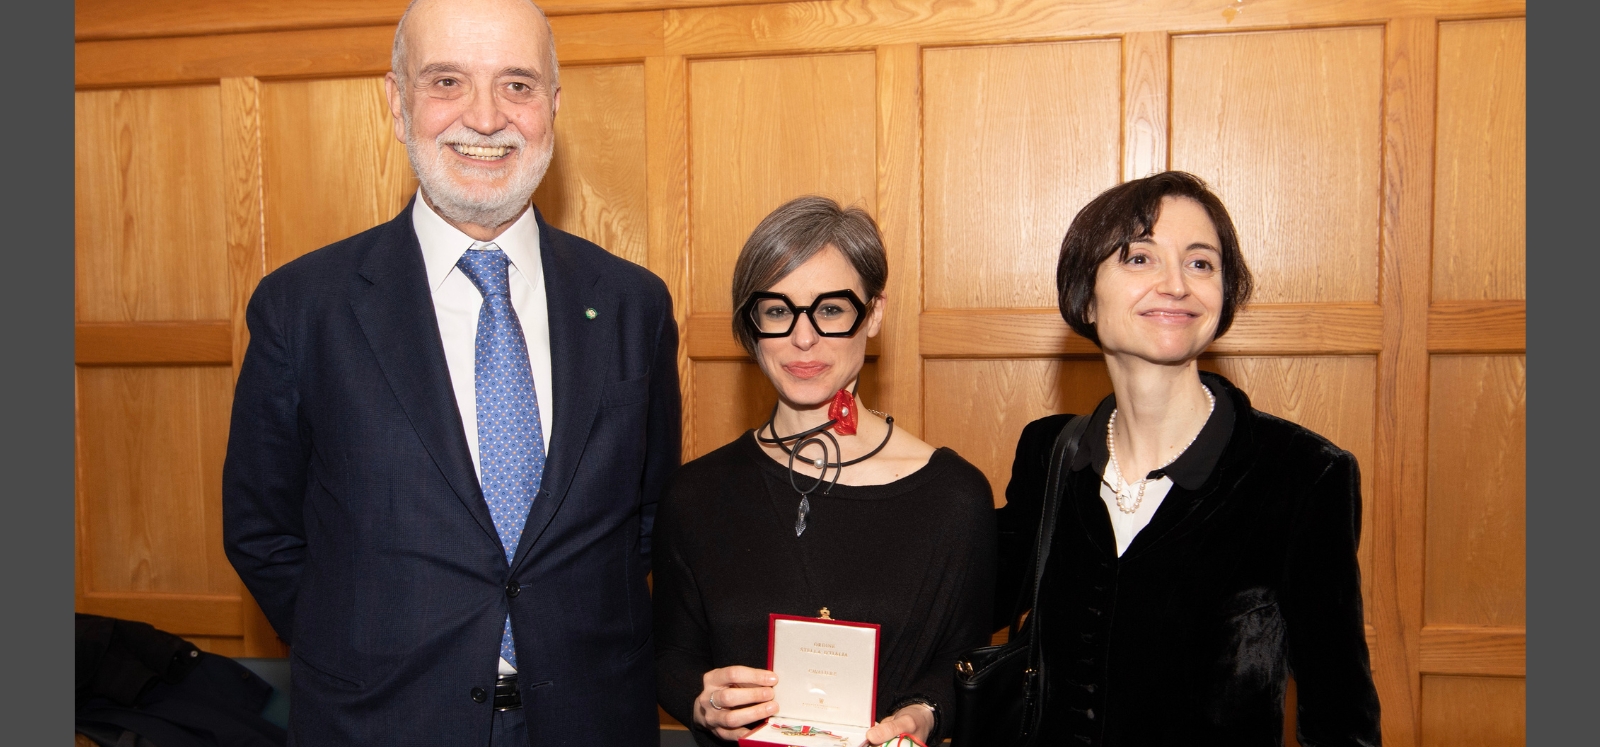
[756,390,894,537]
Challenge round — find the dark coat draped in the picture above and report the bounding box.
[994,372,1381,746]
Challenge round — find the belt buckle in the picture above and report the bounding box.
[493,673,522,711]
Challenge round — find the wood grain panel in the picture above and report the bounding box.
[75,13,664,88]
[1433,18,1524,302]
[919,303,1384,358]
[664,0,1525,58]
[923,40,1121,309]
[1427,300,1524,353]
[1201,356,1377,603]
[1426,355,1525,628]
[1172,27,1384,304]
[75,0,786,41]
[923,359,1112,504]
[76,592,242,637]
[1420,675,1525,747]
[77,366,237,596]
[689,360,879,461]
[76,86,231,323]
[76,322,234,365]
[534,64,649,267]
[77,25,396,89]
[1419,626,1525,677]
[1200,356,1376,496]
[262,76,415,271]
[1123,31,1168,181]
[687,361,773,460]
[688,53,878,313]
[875,44,924,437]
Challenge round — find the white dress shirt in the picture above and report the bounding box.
[412,192,552,674]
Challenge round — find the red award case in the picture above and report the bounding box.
[738,613,881,747]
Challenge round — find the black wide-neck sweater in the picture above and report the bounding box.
[653,432,997,745]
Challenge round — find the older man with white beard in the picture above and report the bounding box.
[221,0,681,744]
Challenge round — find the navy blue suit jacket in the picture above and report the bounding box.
[222,203,681,746]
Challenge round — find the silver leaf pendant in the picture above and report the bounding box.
[795,496,811,537]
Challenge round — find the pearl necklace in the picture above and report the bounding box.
[1106,386,1216,515]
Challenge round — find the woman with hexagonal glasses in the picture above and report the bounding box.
[652,195,997,747]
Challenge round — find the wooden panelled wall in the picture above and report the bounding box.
[75,1,1525,743]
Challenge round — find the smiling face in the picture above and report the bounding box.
[385,0,560,234]
[753,246,885,409]
[1089,196,1225,365]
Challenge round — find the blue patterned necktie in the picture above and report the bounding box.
[457,243,547,669]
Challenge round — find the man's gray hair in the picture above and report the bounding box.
[391,0,561,92]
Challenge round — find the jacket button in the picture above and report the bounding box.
[1084,683,1096,693]
[1085,708,1096,720]
[471,687,488,703]
[506,581,521,598]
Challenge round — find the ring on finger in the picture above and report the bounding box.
[709,690,726,711]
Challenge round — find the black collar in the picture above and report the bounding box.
[1070,370,1236,491]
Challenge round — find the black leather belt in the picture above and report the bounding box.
[494,673,522,711]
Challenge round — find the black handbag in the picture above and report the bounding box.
[950,414,1089,746]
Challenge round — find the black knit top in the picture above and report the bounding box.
[653,433,998,745]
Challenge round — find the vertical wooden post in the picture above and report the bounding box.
[1372,17,1437,747]
[645,55,693,452]
[875,44,924,437]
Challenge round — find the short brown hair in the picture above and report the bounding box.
[730,196,888,356]
[1056,171,1254,347]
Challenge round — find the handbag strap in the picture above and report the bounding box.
[1017,413,1092,657]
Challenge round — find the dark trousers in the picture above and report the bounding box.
[489,708,529,747]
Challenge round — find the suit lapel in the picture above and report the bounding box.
[349,208,500,547]
[1071,468,1118,559]
[512,210,617,570]
[1120,481,1217,557]
[1122,384,1254,559]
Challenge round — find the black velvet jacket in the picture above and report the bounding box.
[994,372,1381,746]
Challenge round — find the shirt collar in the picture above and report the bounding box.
[411,190,543,292]
[1073,370,1236,491]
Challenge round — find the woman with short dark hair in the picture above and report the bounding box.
[993,171,1381,745]
[655,196,997,746]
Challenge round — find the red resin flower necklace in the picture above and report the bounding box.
[756,387,895,536]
